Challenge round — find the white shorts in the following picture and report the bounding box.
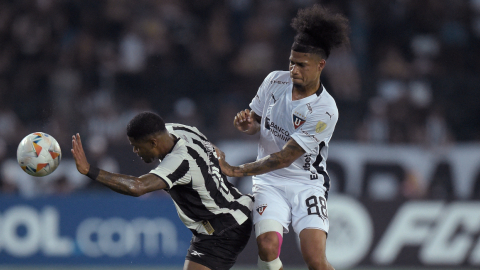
[252,183,329,235]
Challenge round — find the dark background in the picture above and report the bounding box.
[1,0,479,197]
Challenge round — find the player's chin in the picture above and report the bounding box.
[292,82,304,88]
[140,156,153,163]
[291,78,303,86]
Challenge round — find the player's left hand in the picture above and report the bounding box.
[214,146,237,177]
[71,133,90,175]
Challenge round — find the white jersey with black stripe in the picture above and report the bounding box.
[249,71,338,193]
[149,123,253,236]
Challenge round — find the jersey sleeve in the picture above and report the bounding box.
[290,110,338,155]
[249,71,277,116]
[149,154,191,189]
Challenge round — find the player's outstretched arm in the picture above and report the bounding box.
[234,109,261,135]
[215,138,305,177]
[71,133,167,196]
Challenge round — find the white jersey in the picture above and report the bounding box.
[249,71,338,194]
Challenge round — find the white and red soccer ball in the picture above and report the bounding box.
[17,132,62,177]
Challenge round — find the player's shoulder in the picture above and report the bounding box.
[260,71,291,96]
[308,89,338,121]
[166,122,195,130]
[313,88,337,109]
[265,70,291,84]
[166,123,205,143]
[168,123,204,133]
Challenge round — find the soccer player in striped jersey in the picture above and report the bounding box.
[71,111,253,270]
[215,5,350,270]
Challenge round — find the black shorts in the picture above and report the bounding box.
[186,218,253,270]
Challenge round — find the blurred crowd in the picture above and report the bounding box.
[1,0,480,197]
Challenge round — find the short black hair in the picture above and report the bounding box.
[126,111,166,141]
[291,4,350,59]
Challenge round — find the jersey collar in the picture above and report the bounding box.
[315,82,324,96]
[167,133,181,155]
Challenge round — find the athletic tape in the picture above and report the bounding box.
[258,256,283,270]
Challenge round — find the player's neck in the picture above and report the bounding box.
[156,133,177,159]
[164,134,177,154]
[292,81,320,100]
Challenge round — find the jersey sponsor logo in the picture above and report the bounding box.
[270,80,289,85]
[306,103,313,114]
[256,204,267,215]
[293,114,306,129]
[265,117,271,130]
[303,154,319,180]
[191,250,204,257]
[300,129,320,143]
[265,117,290,142]
[316,121,327,133]
[303,154,312,171]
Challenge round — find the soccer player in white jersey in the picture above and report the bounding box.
[215,5,350,270]
[71,112,254,270]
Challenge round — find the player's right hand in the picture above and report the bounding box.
[233,109,255,133]
[71,133,90,175]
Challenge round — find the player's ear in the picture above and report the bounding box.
[149,137,157,148]
[318,59,326,71]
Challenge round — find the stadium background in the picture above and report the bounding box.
[1,0,480,269]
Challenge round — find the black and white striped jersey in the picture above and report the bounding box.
[149,123,253,236]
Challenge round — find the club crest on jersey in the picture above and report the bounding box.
[256,204,267,215]
[293,114,306,129]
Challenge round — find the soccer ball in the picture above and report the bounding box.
[17,132,62,177]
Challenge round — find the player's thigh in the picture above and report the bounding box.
[289,185,329,235]
[299,228,329,265]
[184,260,211,270]
[252,184,291,232]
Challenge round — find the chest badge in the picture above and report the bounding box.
[293,114,306,129]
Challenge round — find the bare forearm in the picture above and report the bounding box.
[217,138,305,178]
[96,170,144,196]
[233,151,290,176]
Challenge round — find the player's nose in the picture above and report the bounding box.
[290,64,299,75]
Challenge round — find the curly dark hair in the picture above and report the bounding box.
[291,4,350,59]
[126,111,166,141]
